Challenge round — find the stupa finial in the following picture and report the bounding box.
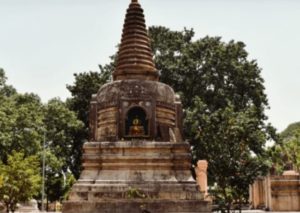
[113,0,158,81]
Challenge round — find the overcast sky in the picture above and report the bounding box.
[0,0,300,132]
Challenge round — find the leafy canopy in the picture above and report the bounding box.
[186,99,271,210]
[269,122,300,173]
[66,64,112,128]
[43,98,84,200]
[0,93,44,163]
[149,27,276,210]
[0,68,16,97]
[0,151,41,212]
[0,68,84,205]
[149,27,268,113]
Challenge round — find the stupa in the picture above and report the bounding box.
[63,0,211,212]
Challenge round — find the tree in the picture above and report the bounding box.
[0,68,16,97]
[66,26,276,211]
[43,98,84,199]
[149,27,269,113]
[280,122,300,141]
[0,68,84,204]
[0,151,41,213]
[186,99,271,211]
[269,122,300,173]
[66,64,112,128]
[42,151,75,210]
[282,136,300,172]
[0,93,44,164]
[150,27,276,211]
[0,68,86,209]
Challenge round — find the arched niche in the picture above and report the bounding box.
[125,106,149,138]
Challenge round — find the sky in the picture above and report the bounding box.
[0,0,300,132]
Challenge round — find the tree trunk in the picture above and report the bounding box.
[46,197,49,212]
[5,202,9,213]
[226,203,231,213]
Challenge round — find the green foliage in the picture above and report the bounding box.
[0,69,84,204]
[0,68,16,97]
[280,122,300,141]
[282,136,300,172]
[149,27,268,113]
[269,122,300,173]
[186,99,271,210]
[44,98,84,172]
[0,68,5,86]
[43,98,84,202]
[126,187,147,199]
[61,173,76,200]
[0,151,41,212]
[150,27,276,210]
[45,170,76,204]
[66,65,112,128]
[0,93,44,163]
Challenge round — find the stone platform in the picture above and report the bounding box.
[63,141,211,213]
[63,199,210,213]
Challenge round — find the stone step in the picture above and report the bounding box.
[68,181,203,201]
[62,199,211,213]
[83,141,190,150]
[83,154,191,159]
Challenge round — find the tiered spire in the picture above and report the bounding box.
[113,0,158,81]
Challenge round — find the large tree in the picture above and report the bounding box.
[0,93,44,163]
[186,99,272,211]
[43,98,84,199]
[66,26,276,211]
[0,69,84,204]
[150,27,276,211]
[0,151,41,213]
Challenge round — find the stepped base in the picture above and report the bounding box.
[63,199,211,213]
[67,181,204,200]
[63,141,212,212]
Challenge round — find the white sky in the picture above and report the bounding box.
[0,0,300,132]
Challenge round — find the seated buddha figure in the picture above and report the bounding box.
[129,116,145,136]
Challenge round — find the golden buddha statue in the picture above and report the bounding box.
[129,116,145,136]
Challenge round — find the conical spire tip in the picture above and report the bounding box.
[113,0,158,81]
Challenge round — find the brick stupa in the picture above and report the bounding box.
[63,1,211,212]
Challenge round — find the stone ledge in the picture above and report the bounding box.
[68,181,203,201]
[62,199,211,213]
[84,141,190,148]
